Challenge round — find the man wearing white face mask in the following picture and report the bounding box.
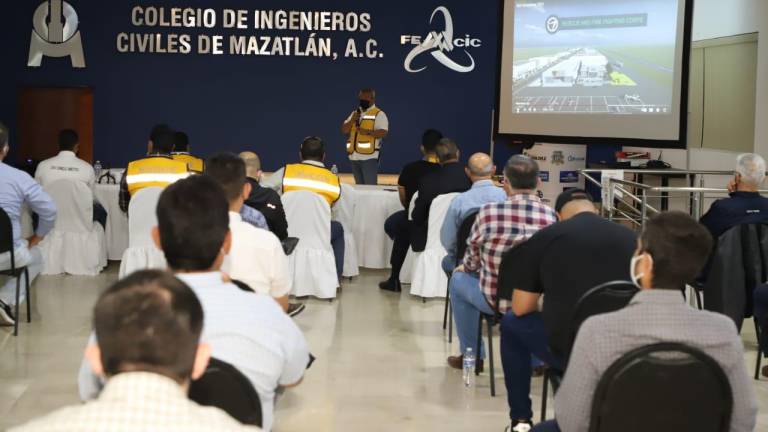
[533,212,757,432]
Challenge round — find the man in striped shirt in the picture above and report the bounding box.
[447,155,557,371]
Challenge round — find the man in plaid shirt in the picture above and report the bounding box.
[447,155,557,371]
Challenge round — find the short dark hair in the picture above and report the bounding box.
[504,155,539,190]
[205,152,246,202]
[421,129,443,153]
[93,269,203,382]
[0,121,8,148]
[156,176,230,271]
[300,136,325,161]
[149,124,171,143]
[360,88,376,97]
[435,138,459,163]
[174,132,190,152]
[152,130,176,154]
[58,129,79,151]
[640,212,713,290]
[555,188,593,213]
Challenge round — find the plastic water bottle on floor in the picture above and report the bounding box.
[463,348,476,388]
[331,164,339,175]
[94,160,103,180]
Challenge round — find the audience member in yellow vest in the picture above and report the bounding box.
[340,88,389,185]
[262,136,345,277]
[172,131,205,173]
[118,125,190,213]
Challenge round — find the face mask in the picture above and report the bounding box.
[359,99,371,110]
[630,253,651,288]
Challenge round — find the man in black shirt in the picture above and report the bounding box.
[410,138,472,252]
[379,130,442,292]
[239,151,289,241]
[498,189,636,432]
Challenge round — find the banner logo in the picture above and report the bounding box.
[401,6,480,73]
[551,151,565,165]
[28,0,86,68]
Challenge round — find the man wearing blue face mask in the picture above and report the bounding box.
[340,88,389,185]
[533,212,757,432]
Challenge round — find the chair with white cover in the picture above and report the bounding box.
[410,193,458,299]
[282,191,339,299]
[332,184,359,278]
[40,180,107,275]
[399,193,419,285]
[118,187,166,278]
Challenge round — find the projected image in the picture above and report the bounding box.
[512,0,679,114]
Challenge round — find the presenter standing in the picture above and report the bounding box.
[341,88,389,185]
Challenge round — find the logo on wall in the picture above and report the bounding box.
[538,171,550,182]
[551,151,565,165]
[559,171,580,183]
[28,0,86,68]
[401,6,481,73]
[546,16,560,34]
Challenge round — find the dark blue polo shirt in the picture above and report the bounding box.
[700,192,768,239]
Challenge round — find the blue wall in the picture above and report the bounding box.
[1,1,507,173]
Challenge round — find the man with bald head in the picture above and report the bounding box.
[440,153,506,273]
[239,151,288,240]
[497,189,637,432]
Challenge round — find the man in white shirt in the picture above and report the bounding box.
[340,88,389,185]
[15,269,260,432]
[204,152,298,315]
[34,129,106,228]
[78,175,310,431]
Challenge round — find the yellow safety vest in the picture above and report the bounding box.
[126,156,190,196]
[282,163,341,205]
[346,107,382,155]
[172,153,204,173]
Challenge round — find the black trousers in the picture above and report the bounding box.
[384,210,410,281]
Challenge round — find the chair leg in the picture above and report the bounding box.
[541,371,549,422]
[13,275,20,336]
[448,302,453,343]
[422,297,426,304]
[24,268,30,323]
[487,317,496,397]
[443,283,450,330]
[755,319,763,380]
[695,289,703,310]
[475,315,483,376]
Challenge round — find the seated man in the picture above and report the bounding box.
[80,175,310,431]
[172,131,205,172]
[534,212,758,432]
[119,126,189,212]
[499,189,636,432]
[700,153,768,239]
[0,122,57,325]
[410,138,472,254]
[239,151,289,241]
[440,152,506,274]
[447,155,556,371]
[14,270,259,431]
[262,136,344,277]
[205,153,297,315]
[34,129,106,228]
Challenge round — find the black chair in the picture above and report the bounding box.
[443,211,478,343]
[540,280,638,421]
[189,357,263,427]
[0,208,31,336]
[588,343,732,432]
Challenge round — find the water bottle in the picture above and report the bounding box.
[94,160,103,179]
[331,164,339,175]
[463,347,476,388]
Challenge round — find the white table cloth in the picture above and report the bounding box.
[346,185,403,269]
[95,183,129,260]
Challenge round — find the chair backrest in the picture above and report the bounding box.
[0,207,14,255]
[127,187,164,248]
[455,211,479,266]
[189,357,263,427]
[44,179,93,233]
[566,281,638,359]
[589,343,732,432]
[424,193,459,249]
[282,190,332,250]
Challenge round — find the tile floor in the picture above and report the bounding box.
[1,265,767,431]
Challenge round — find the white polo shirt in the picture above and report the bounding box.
[222,211,291,298]
[35,151,96,191]
[345,104,389,161]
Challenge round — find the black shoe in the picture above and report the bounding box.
[287,303,306,317]
[0,300,15,326]
[378,278,401,292]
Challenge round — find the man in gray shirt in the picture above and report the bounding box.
[534,212,757,432]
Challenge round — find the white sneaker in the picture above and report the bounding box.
[505,421,532,432]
